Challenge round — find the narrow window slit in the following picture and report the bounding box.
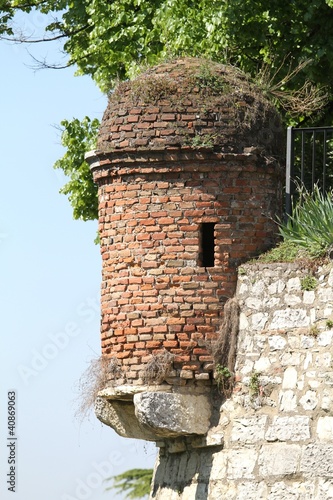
[199,223,216,267]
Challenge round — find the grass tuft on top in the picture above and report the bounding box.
[255,240,309,263]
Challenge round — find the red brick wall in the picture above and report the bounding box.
[92,149,282,385]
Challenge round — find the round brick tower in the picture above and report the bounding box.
[86,57,284,440]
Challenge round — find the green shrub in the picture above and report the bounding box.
[326,319,333,329]
[279,184,333,258]
[301,275,317,291]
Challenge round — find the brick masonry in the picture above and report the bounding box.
[91,150,282,384]
[97,58,283,155]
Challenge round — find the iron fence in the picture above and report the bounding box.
[285,126,333,216]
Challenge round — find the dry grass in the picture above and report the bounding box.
[211,297,240,396]
[75,356,122,421]
[142,350,174,385]
[257,58,328,118]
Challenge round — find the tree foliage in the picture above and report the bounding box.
[106,468,153,499]
[3,0,333,221]
[2,0,333,103]
[53,116,100,221]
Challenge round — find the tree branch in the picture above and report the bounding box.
[0,23,90,43]
[26,46,98,71]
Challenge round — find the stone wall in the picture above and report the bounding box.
[151,262,333,499]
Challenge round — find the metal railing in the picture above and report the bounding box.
[285,126,333,216]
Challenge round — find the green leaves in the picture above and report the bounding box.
[3,0,333,226]
[3,0,333,123]
[107,469,153,499]
[279,184,333,258]
[53,116,100,221]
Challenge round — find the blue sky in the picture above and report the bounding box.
[0,27,155,500]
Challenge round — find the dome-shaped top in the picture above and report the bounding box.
[97,58,283,156]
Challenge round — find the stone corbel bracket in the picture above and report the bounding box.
[95,385,215,445]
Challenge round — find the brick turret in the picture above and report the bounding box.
[86,58,284,394]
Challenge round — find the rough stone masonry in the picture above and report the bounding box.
[151,263,333,499]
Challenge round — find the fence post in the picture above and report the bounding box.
[285,126,294,219]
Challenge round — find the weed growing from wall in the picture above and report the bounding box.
[195,63,230,95]
[249,370,261,398]
[301,275,318,291]
[215,364,233,397]
[190,132,217,149]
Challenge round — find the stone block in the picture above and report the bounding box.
[287,277,301,291]
[280,352,301,366]
[300,444,333,477]
[282,367,298,389]
[318,330,333,346]
[251,280,265,296]
[300,335,315,349]
[270,309,309,330]
[252,312,268,331]
[268,335,287,351]
[324,372,333,386]
[321,389,333,411]
[265,416,310,442]
[299,390,318,411]
[268,279,285,294]
[258,443,301,476]
[245,297,263,310]
[317,417,333,441]
[227,448,257,479]
[231,415,267,443]
[284,294,301,306]
[239,312,249,330]
[318,288,333,303]
[303,290,315,304]
[304,352,313,370]
[254,357,271,372]
[94,396,157,441]
[237,481,268,500]
[179,369,194,379]
[268,480,315,499]
[317,478,333,498]
[315,352,332,368]
[279,390,297,412]
[134,392,211,438]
